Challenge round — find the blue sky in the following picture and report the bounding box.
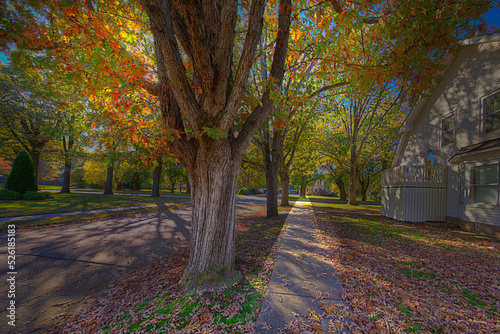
[0,6,499,65]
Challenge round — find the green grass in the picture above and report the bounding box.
[289,194,380,208]
[38,185,190,196]
[0,193,189,218]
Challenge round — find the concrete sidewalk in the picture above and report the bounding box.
[256,199,357,333]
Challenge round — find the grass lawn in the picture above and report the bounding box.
[312,203,500,333]
[49,206,292,333]
[0,193,189,218]
[39,185,190,196]
[288,194,380,208]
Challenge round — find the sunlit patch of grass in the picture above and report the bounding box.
[0,203,189,231]
[0,193,189,218]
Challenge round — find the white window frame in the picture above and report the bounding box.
[440,113,455,147]
[470,162,500,207]
[481,89,500,135]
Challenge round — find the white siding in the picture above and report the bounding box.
[395,38,500,227]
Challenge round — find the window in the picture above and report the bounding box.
[483,91,500,133]
[426,149,435,180]
[441,114,454,146]
[426,149,435,166]
[471,163,499,206]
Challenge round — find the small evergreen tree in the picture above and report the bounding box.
[5,150,38,194]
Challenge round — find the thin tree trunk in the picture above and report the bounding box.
[336,178,347,201]
[151,159,162,197]
[30,151,40,191]
[60,157,72,193]
[103,166,114,195]
[360,176,370,202]
[263,154,279,217]
[181,141,241,291]
[60,135,74,193]
[349,146,358,205]
[170,179,176,193]
[279,171,290,206]
[300,175,307,198]
[186,180,191,194]
[132,171,140,191]
[115,180,122,190]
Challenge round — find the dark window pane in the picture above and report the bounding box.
[484,92,500,133]
[473,185,498,205]
[472,164,498,185]
[443,130,453,146]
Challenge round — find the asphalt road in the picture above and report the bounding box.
[0,196,267,334]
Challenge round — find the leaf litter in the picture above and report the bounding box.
[312,206,500,334]
[48,207,291,333]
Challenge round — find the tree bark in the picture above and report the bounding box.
[60,135,74,193]
[263,157,279,217]
[359,175,370,202]
[300,175,307,198]
[103,166,114,195]
[336,178,347,201]
[279,171,290,206]
[60,158,72,193]
[181,139,241,291]
[30,150,40,191]
[151,158,162,197]
[132,171,140,191]
[170,178,176,193]
[349,146,358,205]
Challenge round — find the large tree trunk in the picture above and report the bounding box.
[299,175,307,198]
[60,155,72,193]
[279,171,290,206]
[336,178,347,201]
[181,140,241,291]
[151,159,162,197]
[103,166,114,195]
[349,147,358,205]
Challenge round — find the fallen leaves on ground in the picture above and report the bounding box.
[48,207,291,333]
[313,206,500,333]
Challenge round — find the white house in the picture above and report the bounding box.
[381,33,500,239]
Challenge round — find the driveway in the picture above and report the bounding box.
[0,197,266,334]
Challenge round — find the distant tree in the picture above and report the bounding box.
[0,158,13,178]
[0,62,62,187]
[5,150,37,194]
[163,160,184,193]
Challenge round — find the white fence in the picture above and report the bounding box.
[381,166,447,222]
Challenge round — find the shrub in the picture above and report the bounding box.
[0,189,22,200]
[5,150,37,194]
[22,191,52,200]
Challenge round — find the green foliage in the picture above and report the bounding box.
[82,159,106,189]
[22,191,52,200]
[71,167,86,188]
[238,187,260,195]
[5,150,37,194]
[0,189,22,200]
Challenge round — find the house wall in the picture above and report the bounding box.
[397,38,500,227]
